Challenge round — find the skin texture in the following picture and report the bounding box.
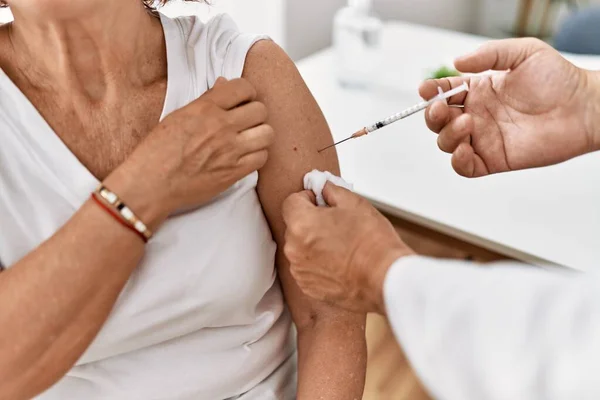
[419,38,600,178]
[280,38,600,318]
[0,1,279,398]
[245,41,367,400]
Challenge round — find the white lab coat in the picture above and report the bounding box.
[384,256,600,400]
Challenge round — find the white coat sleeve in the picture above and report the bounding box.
[384,256,600,400]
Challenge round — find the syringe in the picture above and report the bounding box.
[318,82,469,152]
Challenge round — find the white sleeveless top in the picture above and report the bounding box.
[0,13,296,399]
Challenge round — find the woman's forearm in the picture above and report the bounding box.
[297,312,367,400]
[0,177,158,399]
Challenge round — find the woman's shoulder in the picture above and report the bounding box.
[163,12,246,49]
[163,12,270,86]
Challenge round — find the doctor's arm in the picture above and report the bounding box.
[244,41,367,399]
[283,182,600,400]
[385,256,600,400]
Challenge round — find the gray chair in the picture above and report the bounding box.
[554,6,600,54]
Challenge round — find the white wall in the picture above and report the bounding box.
[284,0,345,60]
[375,0,480,32]
[282,0,482,59]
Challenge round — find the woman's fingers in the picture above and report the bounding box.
[425,101,463,134]
[437,113,473,153]
[206,78,257,110]
[237,124,275,156]
[451,142,489,178]
[237,149,269,175]
[229,101,268,131]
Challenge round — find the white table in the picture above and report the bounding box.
[297,21,600,271]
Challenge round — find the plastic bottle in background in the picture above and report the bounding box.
[333,0,383,89]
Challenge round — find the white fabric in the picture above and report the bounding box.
[0,12,296,400]
[384,256,600,400]
[303,170,353,206]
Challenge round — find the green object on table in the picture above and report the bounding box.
[430,66,461,79]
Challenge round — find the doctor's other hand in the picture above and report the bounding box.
[282,183,415,314]
[420,38,600,178]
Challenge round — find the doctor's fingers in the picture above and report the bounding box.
[424,101,464,134]
[322,182,364,209]
[419,77,470,105]
[451,142,490,178]
[283,190,319,225]
[437,113,474,154]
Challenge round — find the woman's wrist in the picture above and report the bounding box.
[103,166,172,232]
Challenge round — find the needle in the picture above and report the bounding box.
[318,137,354,153]
[318,83,469,152]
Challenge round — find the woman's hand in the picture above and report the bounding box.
[420,38,600,177]
[283,183,414,315]
[107,77,274,226]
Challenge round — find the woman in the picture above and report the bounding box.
[0,0,367,398]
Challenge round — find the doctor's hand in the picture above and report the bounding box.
[282,183,414,314]
[420,38,600,178]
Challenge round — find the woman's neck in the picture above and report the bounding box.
[5,1,165,101]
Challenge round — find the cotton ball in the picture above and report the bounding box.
[303,170,353,207]
[303,170,328,206]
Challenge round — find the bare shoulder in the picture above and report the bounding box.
[243,39,338,231]
[243,40,301,96]
[243,40,339,189]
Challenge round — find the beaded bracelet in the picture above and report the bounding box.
[92,185,153,243]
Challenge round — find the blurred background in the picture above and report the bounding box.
[1,0,599,60]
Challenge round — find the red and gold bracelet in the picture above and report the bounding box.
[91,185,153,243]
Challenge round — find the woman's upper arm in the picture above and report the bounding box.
[242,40,348,326]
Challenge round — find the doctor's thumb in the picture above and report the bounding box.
[455,37,544,73]
[282,190,318,223]
[322,182,358,208]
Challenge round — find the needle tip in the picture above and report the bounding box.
[318,130,363,152]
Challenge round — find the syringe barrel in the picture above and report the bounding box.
[366,101,429,132]
[364,83,468,133]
